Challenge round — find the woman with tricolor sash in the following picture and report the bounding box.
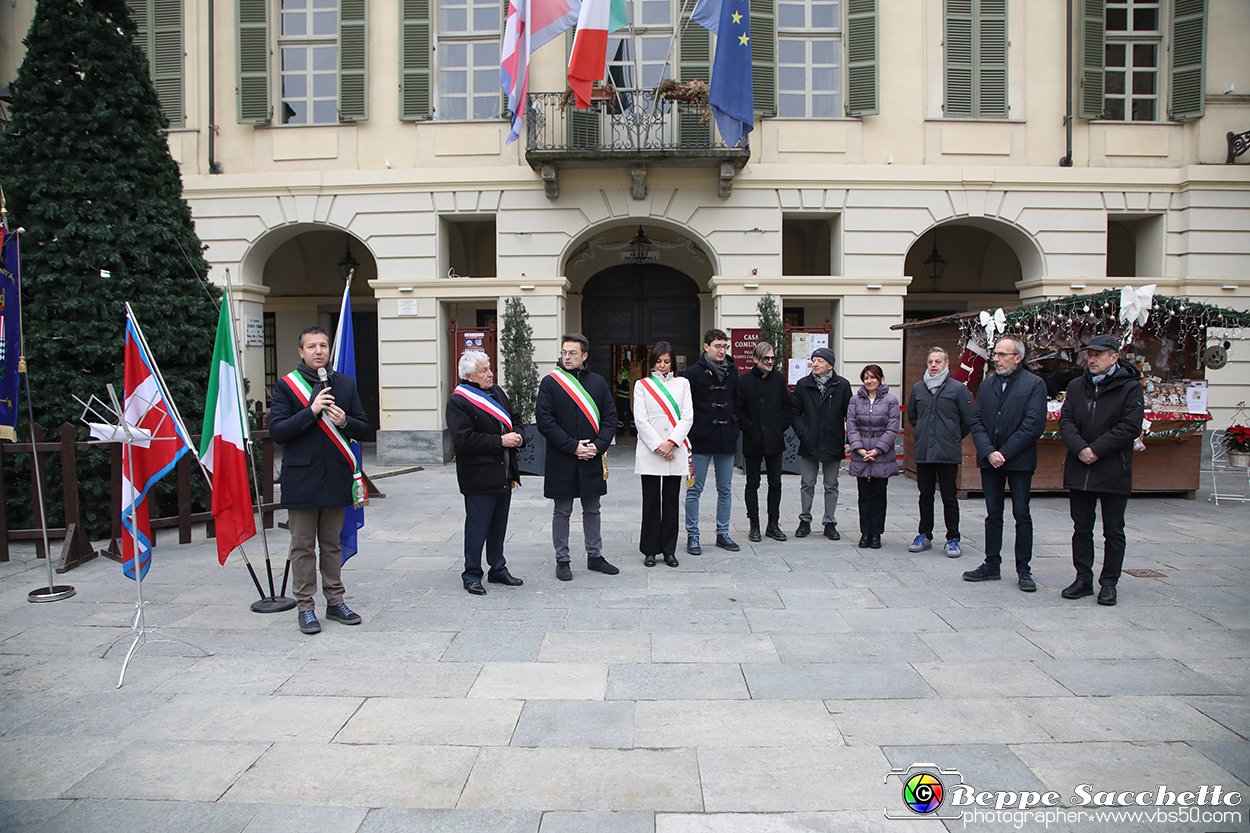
[633,342,693,568]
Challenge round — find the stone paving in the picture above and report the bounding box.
[0,440,1247,833]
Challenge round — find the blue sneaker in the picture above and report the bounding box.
[298,610,321,634]
[944,539,963,558]
[908,534,932,553]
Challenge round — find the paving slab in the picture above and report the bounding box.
[19,799,259,833]
[277,659,481,698]
[509,700,634,748]
[696,745,892,812]
[650,633,779,663]
[240,804,369,833]
[469,662,607,700]
[1017,694,1241,743]
[633,699,844,748]
[1180,695,1250,738]
[770,632,938,664]
[741,662,936,700]
[536,632,651,663]
[656,810,933,832]
[881,743,1050,795]
[0,737,129,801]
[912,661,1074,698]
[827,698,1050,746]
[606,663,749,700]
[334,696,522,746]
[538,810,654,833]
[1035,659,1234,696]
[355,808,539,833]
[63,740,268,801]
[1011,740,1250,798]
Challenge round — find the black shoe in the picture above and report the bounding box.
[1061,579,1094,599]
[765,523,787,542]
[715,534,740,552]
[298,610,321,634]
[823,523,840,541]
[962,563,1001,582]
[687,536,702,555]
[464,581,487,595]
[556,562,573,581]
[858,533,871,548]
[1097,584,1117,606]
[325,603,362,624]
[644,554,656,567]
[870,534,881,549]
[664,553,679,568]
[795,521,811,538]
[748,523,762,542]
[1018,572,1037,592]
[587,556,620,575]
[488,572,524,586]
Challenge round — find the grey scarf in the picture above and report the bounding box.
[924,368,949,392]
[706,354,730,382]
[814,371,831,394]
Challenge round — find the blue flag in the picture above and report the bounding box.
[331,283,365,565]
[692,0,754,148]
[0,231,20,442]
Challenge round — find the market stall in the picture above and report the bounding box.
[893,288,1250,498]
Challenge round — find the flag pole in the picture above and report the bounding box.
[222,268,293,613]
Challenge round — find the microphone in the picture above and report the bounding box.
[317,367,329,391]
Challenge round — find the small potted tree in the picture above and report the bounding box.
[500,296,544,474]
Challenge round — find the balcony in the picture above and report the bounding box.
[523,87,750,199]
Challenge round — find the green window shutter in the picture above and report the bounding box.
[339,0,367,121]
[1076,0,1105,119]
[678,10,712,144]
[750,0,776,117]
[977,0,1007,116]
[944,0,973,115]
[128,0,185,127]
[845,0,877,115]
[1169,0,1206,119]
[400,0,432,120]
[237,0,271,123]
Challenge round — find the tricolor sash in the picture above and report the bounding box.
[282,371,368,507]
[453,384,514,431]
[638,375,694,486]
[549,366,608,480]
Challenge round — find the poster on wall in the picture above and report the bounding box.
[732,328,760,361]
[788,358,810,385]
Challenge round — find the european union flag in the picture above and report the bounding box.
[692,0,753,147]
[331,286,366,565]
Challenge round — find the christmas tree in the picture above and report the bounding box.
[0,0,219,537]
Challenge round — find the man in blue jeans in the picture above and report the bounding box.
[684,329,740,554]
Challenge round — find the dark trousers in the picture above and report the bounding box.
[462,488,512,584]
[856,477,889,535]
[640,475,682,557]
[744,453,783,525]
[981,467,1034,572]
[917,462,960,541]
[1070,489,1128,586]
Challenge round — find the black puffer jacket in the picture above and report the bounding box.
[684,352,740,455]
[1059,360,1145,494]
[446,381,524,495]
[790,372,852,461]
[907,376,974,465]
[734,365,793,456]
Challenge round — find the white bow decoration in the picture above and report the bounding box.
[980,308,1006,344]
[1119,284,1156,327]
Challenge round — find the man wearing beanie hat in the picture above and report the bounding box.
[789,346,852,540]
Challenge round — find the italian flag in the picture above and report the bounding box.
[567,0,627,109]
[200,300,257,565]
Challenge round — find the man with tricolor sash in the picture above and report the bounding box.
[270,327,370,634]
[535,333,619,581]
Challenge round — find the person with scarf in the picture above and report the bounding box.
[269,326,370,634]
[789,347,852,540]
[633,341,693,567]
[906,347,974,557]
[683,328,741,554]
[446,350,526,595]
[846,364,900,549]
[735,341,793,543]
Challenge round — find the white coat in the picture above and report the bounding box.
[633,372,694,477]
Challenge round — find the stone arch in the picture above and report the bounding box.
[562,218,717,294]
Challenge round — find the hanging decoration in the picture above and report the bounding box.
[1119,284,1156,343]
[979,307,1006,346]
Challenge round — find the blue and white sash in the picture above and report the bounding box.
[453,384,514,431]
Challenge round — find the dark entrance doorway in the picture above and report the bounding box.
[580,264,702,381]
[329,309,380,437]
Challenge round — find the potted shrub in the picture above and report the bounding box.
[1224,424,1250,468]
[499,296,545,475]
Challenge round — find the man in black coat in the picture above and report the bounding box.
[734,341,791,543]
[446,350,526,596]
[789,347,852,540]
[683,328,741,554]
[1058,334,1145,606]
[270,326,370,634]
[535,333,619,581]
[965,336,1048,591]
[906,346,974,557]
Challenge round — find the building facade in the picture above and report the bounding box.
[3,0,1248,463]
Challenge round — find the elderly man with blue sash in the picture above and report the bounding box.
[447,350,527,595]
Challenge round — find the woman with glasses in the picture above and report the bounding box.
[846,364,900,549]
[633,341,693,567]
[734,341,793,543]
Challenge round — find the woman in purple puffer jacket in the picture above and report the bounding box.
[846,364,900,550]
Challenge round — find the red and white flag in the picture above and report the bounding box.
[501,0,580,142]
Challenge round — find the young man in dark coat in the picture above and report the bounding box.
[535,333,619,581]
[965,336,1048,591]
[683,329,741,554]
[906,346,974,557]
[734,341,791,543]
[270,326,371,634]
[1058,334,1145,606]
[446,350,526,596]
[789,347,852,540]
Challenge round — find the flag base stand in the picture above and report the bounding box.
[103,601,213,688]
[28,585,76,603]
[251,596,296,613]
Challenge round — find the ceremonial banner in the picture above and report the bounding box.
[0,231,20,442]
[331,283,366,565]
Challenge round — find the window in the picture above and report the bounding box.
[606,0,676,89]
[280,0,339,123]
[1104,0,1160,120]
[777,0,840,117]
[128,0,185,127]
[436,0,502,119]
[944,0,1007,118]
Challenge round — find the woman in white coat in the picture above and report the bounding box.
[633,341,694,567]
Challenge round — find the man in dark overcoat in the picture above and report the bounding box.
[789,347,852,540]
[965,336,1048,592]
[734,340,792,543]
[446,350,526,596]
[535,333,618,581]
[683,328,741,554]
[906,346,974,557]
[1058,334,1145,606]
[270,326,370,634]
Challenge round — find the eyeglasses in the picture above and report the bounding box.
[992,351,1018,358]
[559,350,584,357]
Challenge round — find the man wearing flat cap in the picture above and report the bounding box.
[789,346,852,540]
[1058,334,1144,606]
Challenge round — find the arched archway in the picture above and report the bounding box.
[904,220,1038,321]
